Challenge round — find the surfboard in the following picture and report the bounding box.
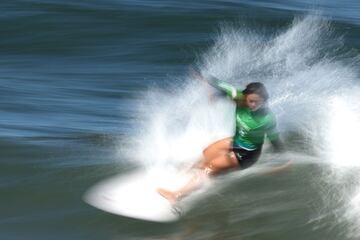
[83,168,196,222]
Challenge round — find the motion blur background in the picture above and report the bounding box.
[1,0,360,239]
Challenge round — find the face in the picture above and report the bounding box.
[245,93,265,111]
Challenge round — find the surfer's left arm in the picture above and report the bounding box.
[261,115,292,175]
[266,116,285,153]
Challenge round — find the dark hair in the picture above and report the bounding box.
[242,82,269,102]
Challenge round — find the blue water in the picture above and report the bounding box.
[1,1,360,239]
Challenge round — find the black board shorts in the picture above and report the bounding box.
[232,145,262,169]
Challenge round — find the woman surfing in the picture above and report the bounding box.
[158,70,285,204]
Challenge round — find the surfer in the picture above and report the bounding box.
[157,70,285,204]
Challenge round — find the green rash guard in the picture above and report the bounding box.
[208,76,280,151]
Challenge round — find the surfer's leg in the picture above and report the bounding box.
[181,152,239,193]
[157,168,210,204]
[157,188,180,205]
[203,151,239,175]
[158,151,239,203]
[158,170,209,204]
[196,137,233,169]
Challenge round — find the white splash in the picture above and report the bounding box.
[124,15,360,236]
[327,96,360,167]
[129,16,358,169]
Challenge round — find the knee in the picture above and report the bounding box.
[196,160,213,174]
[202,148,207,156]
[204,166,214,175]
[202,147,210,159]
[194,166,214,180]
[200,162,215,176]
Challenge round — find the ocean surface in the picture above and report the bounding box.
[1,1,360,239]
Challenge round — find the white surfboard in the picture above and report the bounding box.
[83,168,197,222]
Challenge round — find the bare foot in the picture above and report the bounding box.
[157,188,179,205]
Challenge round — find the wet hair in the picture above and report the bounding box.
[242,82,269,102]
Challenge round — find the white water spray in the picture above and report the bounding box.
[323,93,360,238]
[126,15,360,236]
[327,96,360,168]
[130,16,357,167]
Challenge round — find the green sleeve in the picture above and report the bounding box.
[266,115,285,152]
[265,115,279,141]
[207,76,243,100]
